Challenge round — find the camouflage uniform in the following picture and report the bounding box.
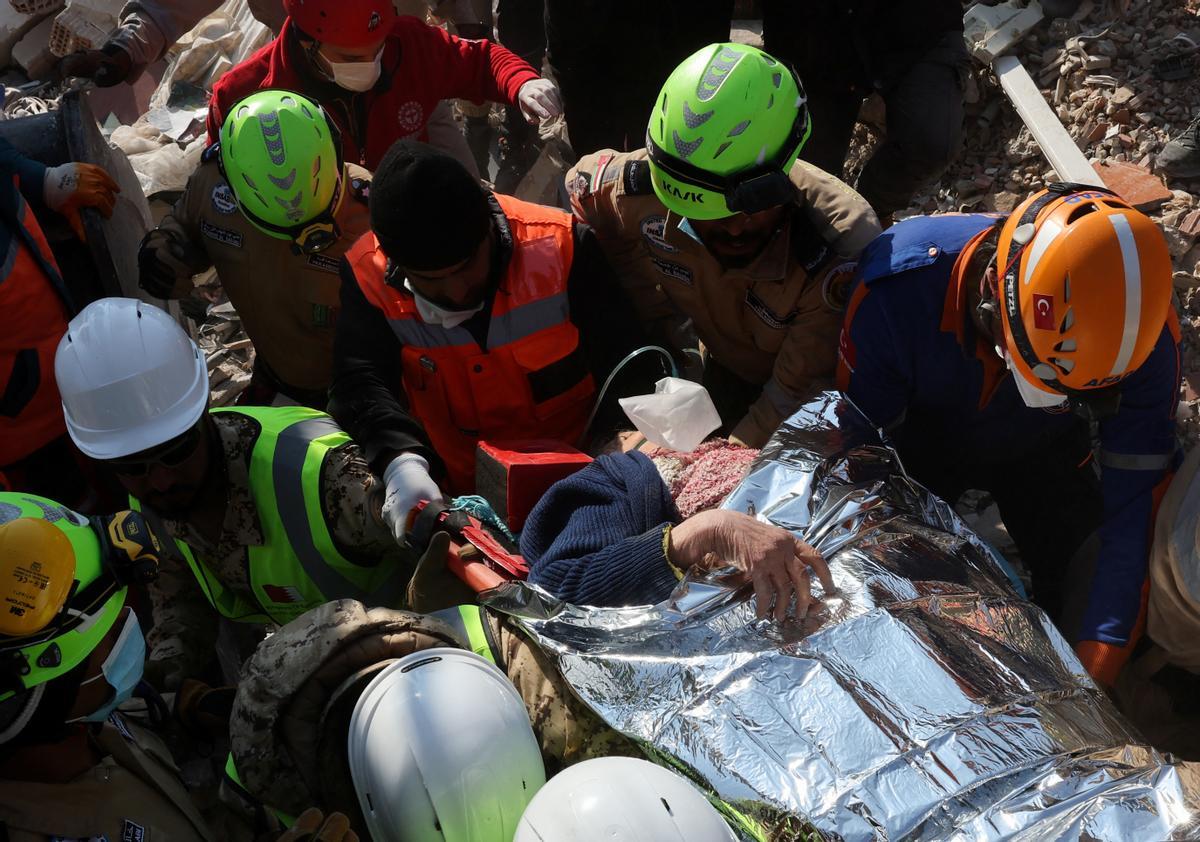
[145,413,409,690]
[229,600,635,821]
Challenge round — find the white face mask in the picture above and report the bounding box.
[325,52,382,92]
[404,280,484,329]
[1003,348,1067,410]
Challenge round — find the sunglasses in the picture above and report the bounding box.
[105,424,203,476]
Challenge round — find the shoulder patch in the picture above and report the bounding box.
[640,215,677,253]
[624,159,654,196]
[566,170,592,199]
[821,260,858,312]
[120,819,146,841]
[201,142,221,164]
[211,182,238,215]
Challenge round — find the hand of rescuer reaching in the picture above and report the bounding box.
[517,78,563,124]
[381,452,445,544]
[43,162,120,241]
[667,509,834,622]
[276,808,359,842]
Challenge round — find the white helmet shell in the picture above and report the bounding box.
[515,756,739,842]
[347,647,546,842]
[54,298,208,460]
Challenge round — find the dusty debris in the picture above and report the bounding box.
[198,300,254,406]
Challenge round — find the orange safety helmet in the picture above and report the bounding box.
[995,183,1172,413]
[283,0,395,47]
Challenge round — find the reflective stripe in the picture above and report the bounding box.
[224,752,295,827]
[1109,213,1142,377]
[1098,449,1173,471]
[386,317,474,348]
[273,418,406,606]
[432,604,497,664]
[487,292,569,349]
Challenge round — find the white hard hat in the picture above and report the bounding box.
[347,648,546,842]
[54,298,208,460]
[515,757,739,842]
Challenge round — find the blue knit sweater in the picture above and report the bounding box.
[522,452,682,607]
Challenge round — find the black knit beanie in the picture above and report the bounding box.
[369,140,491,271]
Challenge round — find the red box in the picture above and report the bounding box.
[475,440,592,533]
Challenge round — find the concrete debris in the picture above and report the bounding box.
[198,301,254,407]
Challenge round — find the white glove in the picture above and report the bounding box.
[381,453,444,543]
[517,78,563,124]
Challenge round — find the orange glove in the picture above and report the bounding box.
[43,162,121,241]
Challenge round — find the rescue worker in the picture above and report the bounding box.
[0,492,233,840]
[761,0,970,222]
[205,0,562,173]
[331,140,665,534]
[836,184,1182,687]
[226,598,638,835]
[567,43,881,448]
[0,137,119,506]
[54,298,413,691]
[60,1,481,176]
[138,90,370,408]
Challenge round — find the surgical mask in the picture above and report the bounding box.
[404,279,485,329]
[1003,349,1067,410]
[67,611,145,724]
[326,53,382,92]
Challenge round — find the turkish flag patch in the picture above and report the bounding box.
[1032,294,1055,330]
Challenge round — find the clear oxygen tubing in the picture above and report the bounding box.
[581,345,679,441]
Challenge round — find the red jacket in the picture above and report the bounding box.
[207,16,539,169]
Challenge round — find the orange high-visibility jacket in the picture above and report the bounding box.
[0,174,70,467]
[346,194,595,491]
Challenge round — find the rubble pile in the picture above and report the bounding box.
[848,0,1200,451]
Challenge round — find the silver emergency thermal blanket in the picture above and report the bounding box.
[485,393,1200,841]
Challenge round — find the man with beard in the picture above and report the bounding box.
[331,140,664,522]
[566,43,881,447]
[53,298,411,691]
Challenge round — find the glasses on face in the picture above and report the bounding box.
[105,425,203,477]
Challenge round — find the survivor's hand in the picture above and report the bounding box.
[668,509,834,622]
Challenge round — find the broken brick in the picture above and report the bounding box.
[1093,161,1173,211]
[1181,209,1200,240]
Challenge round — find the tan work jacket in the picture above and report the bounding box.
[568,148,880,445]
[155,158,372,393]
[0,716,218,841]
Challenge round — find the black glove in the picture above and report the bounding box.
[90,510,162,585]
[138,230,192,299]
[59,43,137,88]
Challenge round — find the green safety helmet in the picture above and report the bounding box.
[646,42,812,220]
[0,494,127,705]
[218,89,346,254]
